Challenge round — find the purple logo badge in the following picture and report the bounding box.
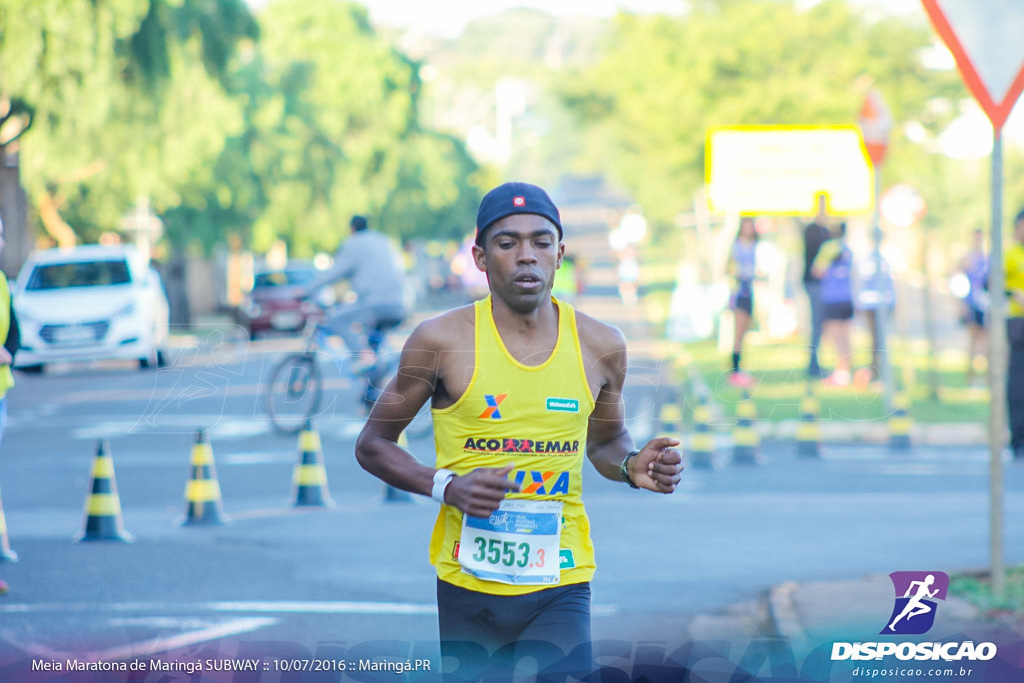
[880,571,949,635]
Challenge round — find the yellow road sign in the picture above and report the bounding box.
[705,125,874,215]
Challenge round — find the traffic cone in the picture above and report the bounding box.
[888,393,912,451]
[658,390,684,438]
[183,430,227,525]
[688,396,716,470]
[79,440,133,542]
[384,433,415,503]
[796,384,823,458]
[0,486,18,562]
[731,392,761,465]
[292,420,333,507]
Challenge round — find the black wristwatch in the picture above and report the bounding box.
[619,450,640,488]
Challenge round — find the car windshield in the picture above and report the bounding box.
[253,269,316,289]
[25,260,132,291]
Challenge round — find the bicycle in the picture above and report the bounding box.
[265,307,403,435]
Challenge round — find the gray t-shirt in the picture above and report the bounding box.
[318,231,407,307]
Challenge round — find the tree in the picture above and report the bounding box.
[0,0,258,248]
[561,0,965,229]
[205,0,480,257]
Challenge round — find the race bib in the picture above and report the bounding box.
[458,500,563,585]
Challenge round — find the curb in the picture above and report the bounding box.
[767,581,810,652]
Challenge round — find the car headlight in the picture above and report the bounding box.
[115,302,136,317]
[244,302,262,318]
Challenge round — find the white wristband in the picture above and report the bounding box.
[431,468,455,503]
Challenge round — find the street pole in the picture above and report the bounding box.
[987,130,1006,601]
[860,88,894,413]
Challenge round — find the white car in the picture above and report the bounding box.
[13,244,170,371]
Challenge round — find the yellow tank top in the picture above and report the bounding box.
[0,274,14,398]
[429,295,597,595]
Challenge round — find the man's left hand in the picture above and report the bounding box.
[629,437,683,493]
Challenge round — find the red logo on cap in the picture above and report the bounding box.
[513,196,525,207]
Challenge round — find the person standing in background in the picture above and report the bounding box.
[1005,209,1024,460]
[0,217,20,596]
[853,250,895,389]
[961,228,989,388]
[727,217,758,388]
[813,222,856,387]
[803,193,832,379]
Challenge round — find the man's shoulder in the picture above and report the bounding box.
[573,309,626,356]
[406,304,476,350]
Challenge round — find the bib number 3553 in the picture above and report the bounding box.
[458,500,562,585]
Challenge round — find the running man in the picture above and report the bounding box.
[887,574,939,632]
[354,182,683,677]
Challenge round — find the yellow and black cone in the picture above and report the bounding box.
[658,391,684,439]
[688,398,716,470]
[183,430,227,525]
[384,433,415,503]
[292,420,334,507]
[796,385,823,459]
[0,486,18,562]
[889,394,912,451]
[731,392,761,465]
[79,440,133,542]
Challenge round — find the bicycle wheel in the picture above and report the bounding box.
[267,352,322,435]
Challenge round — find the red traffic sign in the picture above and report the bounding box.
[921,0,1024,132]
[858,88,893,166]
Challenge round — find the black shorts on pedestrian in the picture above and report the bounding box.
[824,301,854,321]
[730,292,753,316]
[437,579,592,679]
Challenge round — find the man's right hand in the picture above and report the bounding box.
[444,464,520,518]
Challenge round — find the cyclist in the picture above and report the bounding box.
[301,215,409,372]
[354,182,683,678]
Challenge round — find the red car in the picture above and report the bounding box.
[237,264,334,338]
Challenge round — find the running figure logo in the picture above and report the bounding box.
[881,571,949,635]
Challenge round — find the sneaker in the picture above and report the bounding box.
[853,367,874,390]
[728,371,754,388]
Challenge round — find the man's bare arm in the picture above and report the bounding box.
[354,323,442,497]
[354,314,521,515]
[582,320,682,493]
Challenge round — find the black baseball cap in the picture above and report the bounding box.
[476,182,562,245]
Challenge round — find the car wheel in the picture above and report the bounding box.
[139,347,159,369]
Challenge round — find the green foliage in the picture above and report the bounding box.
[561,0,966,229]
[1,0,255,244]
[1,0,481,257]
[949,566,1024,616]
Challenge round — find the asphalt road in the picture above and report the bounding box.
[0,329,1021,678]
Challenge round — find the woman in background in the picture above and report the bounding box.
[728,217,758,388]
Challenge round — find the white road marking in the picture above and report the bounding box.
[0,599,619,617]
